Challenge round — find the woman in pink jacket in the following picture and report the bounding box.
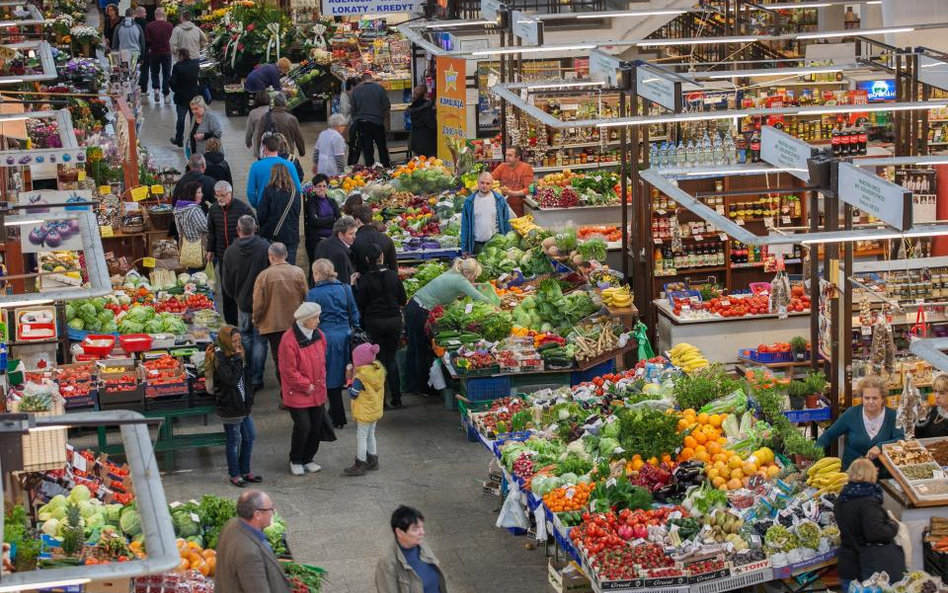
[279,302,329,476]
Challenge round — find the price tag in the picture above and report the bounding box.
[98,185,112,195]
[498,273,509,281]
[656,209,666,215]
[715,205,725,214]
[142,257,156,268]
[719,233,728,241]
[565,488,575,500]
[764,217,774,228]
[782,216,792,225]
[130,186,150,201]
[736,219,745,226]
[100,225,114,237]
[934,470,946,480]
[464,303,473,314]
[169,501,182,509]
[606,477,617,488]
[150,184,164,195]
[694,235,703,241]
[654,238,663,244]
[190,512,200,523]
[720,299,731,307]
[77,171,86,181]
[72,454,87,472]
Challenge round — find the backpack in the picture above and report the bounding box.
[203,345,219,395]
[261,109,278,139]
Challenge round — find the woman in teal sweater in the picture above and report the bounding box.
[817,375,904,469]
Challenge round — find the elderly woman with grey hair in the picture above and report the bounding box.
[313,113,349,177]
[254,92,306,160]
[187,95,222,157]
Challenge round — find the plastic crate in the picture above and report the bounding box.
[571,359,616,386]
[784,407,832,423]
[462,375,511,402]
[62,391,98,410]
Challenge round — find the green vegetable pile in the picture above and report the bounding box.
[198,495,237,550]
[438,299,512,342]
[394,168,456,194]
[617,406,682,461]
[65,298,117,333]
[589,475,653,513]
[527,278,597,329]
[404,261,446,300]
[117,306,188,335]
[673,365,742,411]
[577,238,607,263]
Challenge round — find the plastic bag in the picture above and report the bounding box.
[634,321,655,360]
[204,261,216,288]
[428,360,447,391]
[534,507,548,542]
[496,481,529,530]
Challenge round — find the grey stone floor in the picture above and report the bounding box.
[130,99,549,592]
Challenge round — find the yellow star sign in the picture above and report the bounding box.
[443,64,459,92]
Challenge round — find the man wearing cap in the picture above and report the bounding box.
[252,242,308,386]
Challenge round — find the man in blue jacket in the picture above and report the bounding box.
[460,171,513,255]
[246,135,302,209]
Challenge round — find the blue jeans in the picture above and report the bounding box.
[223,416,255,478]
[174,104,189,143]
[237,311,268,387]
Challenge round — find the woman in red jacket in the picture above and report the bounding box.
[279,302,328,476]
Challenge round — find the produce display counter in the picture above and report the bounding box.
[523,198,622,228]
[654,300,810,365]
[396,247,461,262]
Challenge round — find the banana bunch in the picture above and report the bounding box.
[806,457,848,494]
[510,214,541,236]
[601,286,632,308]
[668,343,709,373]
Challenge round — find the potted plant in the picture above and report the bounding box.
[787,380,808,410]
[803,371,826,409]
[790,336,809,362]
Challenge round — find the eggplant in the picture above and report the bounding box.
[653,484,678,503]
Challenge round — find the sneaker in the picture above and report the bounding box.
[164,94,171,104]
[303,462,321,473]
[153,91,160,103]
[289,463,304,476]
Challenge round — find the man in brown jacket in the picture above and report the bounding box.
[214,490,291,593]
[253,92,306,159]
[252,242,308,386]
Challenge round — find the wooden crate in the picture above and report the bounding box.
[16,399,67,473]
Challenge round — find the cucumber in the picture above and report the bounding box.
[537,342,562,352]
[436,330,460,339]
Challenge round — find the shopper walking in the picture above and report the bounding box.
[460,171,513,255]
[342,77,363,166]
[834,458,906,592]
[376,506,447,593]
[313,113,348,177]
[253,242,308,386]
[145,8,173,104]
[245,91,271,158]
[173,182,208,274]
[817,375,904,469]
[344,343,385,476]
[247,135,302,209]
[303,174,340,287]
[206,180,253,324]
[356,244,406,408]
[276,134,305,183]
[170,10,207,62]
[215,490,291,593]
[342,194,364,218]
[279,302,329,476]
[257,163,301,265]
[186,96,222,158]
[492,146,535,216]
[169,48,201,148]
[206,325,261,487]
[204,138,232,185]
[405,259,490,396]
[223,215,271,392]
[314,216,358,287]
[134,7,150,96]
[253,92,306,159]
[112,9,145,55]
[916,373,948,438]
[351,205,397,273]
[351,72,391,167]
[306,259,360,429]
[245,58,291,93]
[102,4,121,52]
[406,84,436,158]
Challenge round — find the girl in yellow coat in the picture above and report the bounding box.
[345,343,387,476]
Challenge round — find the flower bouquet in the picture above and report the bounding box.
[62,57,106,90]
[68,25,100,45]
[26,119,62,149]
[208,1,296,76]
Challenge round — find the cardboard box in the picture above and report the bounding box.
[85,577,132,592]
[488,458,503,484]
[482,480,500,496]
[548,559,593,593]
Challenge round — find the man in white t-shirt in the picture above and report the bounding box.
[460,171,514,255]
[312,113,349,177]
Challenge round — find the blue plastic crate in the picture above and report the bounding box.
[463,375,511,402]
[745,349,793,363]
[571,359,616,386]
[784,407,832,423]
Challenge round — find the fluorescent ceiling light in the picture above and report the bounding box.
[4,218,43,226]
[801,227,948,245]
[576,9,688,19]
[698,66,844,79]
[0,578,91,592]
[684,167,807,176]
[426,20,494,29]
[471,44,595,56]
[526,81,605,90]
[0,78,23,84]
[797,26,914,39]
[0,298,53,308]
[638,37,758,47]
[596,112,750,128]
[798,102,948,115]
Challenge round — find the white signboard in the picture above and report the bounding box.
[636,66,680,111]
[919,54,948,93]
[589,49,620,87]
[511,11,540,45]
[321,0,423,16]
[804,42,856,65]
[760,125,815,182]
[838,162,912,231]
[482,0,501,20]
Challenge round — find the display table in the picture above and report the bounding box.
[655,300,810,364]
[523,198,623,228]
[881,478,946,572]
[397,247,461,262]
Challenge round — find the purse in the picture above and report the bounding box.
[271,187,297,240]
[179,235,205,269]
[344,283,370,350]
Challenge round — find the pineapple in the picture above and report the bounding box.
[61,503,84,557]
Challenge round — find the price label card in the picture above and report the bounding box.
[606,477,617,488]
[721,299,731,307]
[169,501,182,509]
[73,454,87,472]
[694,235,703,241]
[736,219,745,226]
[764,217,774,228]
[130,186,150,201]
[150,184,164,195]
[464,303,473,314]
[716,205,725,214]
[656,209,666,215]
[77,171,86,181]
[655,238,663,244]
[98,185,112,195]
[782,216,792,225]
[142,257,156,268]
[100,225,114,237]
[720,233,728,241]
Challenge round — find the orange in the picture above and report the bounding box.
[706,468,720,480]
[697,413,709,425]
[707,441,721,455]
[683,408,697,418]
[742,461,758,476]
[177,558,189,572]
[719,466,731,480]
[683,435,698,449]
[694,451,710,463]
[767,465,781,478]
[718,437,728,445]
[631,458,644,471]
[730,468,744,481]
[678,418,690,431]
[713,460,727,471]
[709,414,722,428]
[712,476,726,488]
[679,447,695,460]
[727,478,743,490]
[713,453,728,464]
[693,431,707,445]
[728,455,744,469]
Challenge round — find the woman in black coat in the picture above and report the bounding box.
[169,48,201,148]
[406,85,436,158]
[356,243,407,407]
[304,173,340,287]
[834,458,905,592]
[257,162,301,265]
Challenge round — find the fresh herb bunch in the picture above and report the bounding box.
[673,365,741,411]
[555,453,593,477]
[617,406,682,461]
[753,383,824,460]
[590,475,653,512]
[198,495,237,550]
[14,529,41,571]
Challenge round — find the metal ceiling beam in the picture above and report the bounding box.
[909,337,948,373]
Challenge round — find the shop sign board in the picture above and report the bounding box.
[589,49,620,86]
[481,0,501,20]
[837,161,912,231]
[511,11,540,45]
[436,55,468,166]
[919,54,948,93]
[320,0,424,16]
[804,42,855,66]
[760,125,815,182]
[635,66,681,112]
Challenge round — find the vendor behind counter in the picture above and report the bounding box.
[817,375,904,469]
[245,58,291,93]
[916,373,948,439]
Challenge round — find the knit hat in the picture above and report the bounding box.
[352,343,379,368]
[293,302,322,321]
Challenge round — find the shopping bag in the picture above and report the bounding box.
[889,510,913,567]
[428,359,446,391]
[204,261,216,288]
[496,481,529,530]
[634,321,655,360]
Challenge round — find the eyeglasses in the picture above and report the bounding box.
[256,507,275,513]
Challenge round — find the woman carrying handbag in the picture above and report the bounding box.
[174,181,208,272]
[257,163,301,265]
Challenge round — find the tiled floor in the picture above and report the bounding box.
[129,86,549,593]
